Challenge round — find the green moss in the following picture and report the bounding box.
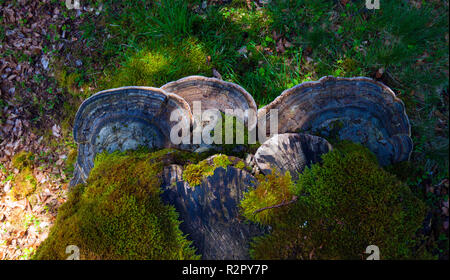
[211,112,261,157]
[182,154,232,187]
[55,69,81,95]
[33,149,199,260]
[182,161,210,187]
[54,64,89,99]
[235,161,245,170]
[242,142,427,260]
[157,148,211,167]
[10,167,37,201]
[240,171,294,225]
[341,57,358,74]
[11,151,34,170]
[212,154,232,168]
[54,63,88,138]
[100,38,211,89]
[10,151,37,201]
[63,148,78,179]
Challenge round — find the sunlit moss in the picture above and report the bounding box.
[242,142,427,259]
[219,6,272,34]
[182,160,211,187]
[182,154,232,187]
[341,57,358,74]
[212,154,232,167]
[53,62,89,138]
[235,160,245,170]
[101,38,212,89]
[33,149,199,260]
[54,69,81,95]
[10,167,37,201]
[240,171,294,225]
[10,151,37,201]
[11,151,34,170]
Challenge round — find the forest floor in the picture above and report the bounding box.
[0,0,448,259]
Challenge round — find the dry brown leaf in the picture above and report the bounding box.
[276,39,285,53]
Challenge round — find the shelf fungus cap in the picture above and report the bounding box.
[254,133,332,180]
[162,75,258,131]
[70,86,193,187]
[257,76,412,166]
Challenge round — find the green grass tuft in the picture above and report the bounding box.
[100,38,212,89]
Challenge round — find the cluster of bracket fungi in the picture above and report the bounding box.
[70,75,412,259]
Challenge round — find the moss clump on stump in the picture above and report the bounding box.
[33,149,199,260]
[241,142,427,260]
[240,171,294,225]
[182,154,232,187]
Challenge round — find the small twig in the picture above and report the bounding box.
[252,195,298,215]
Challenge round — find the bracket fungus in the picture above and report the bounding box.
[64,75,417,259]
[254,133,332,180]
[257,76,412,166]
[162,75,258,131]
[70,86,192,186]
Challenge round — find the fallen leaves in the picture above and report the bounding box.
[0,180,66,259]
[271,31,294,54]
[0,0,86,260]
